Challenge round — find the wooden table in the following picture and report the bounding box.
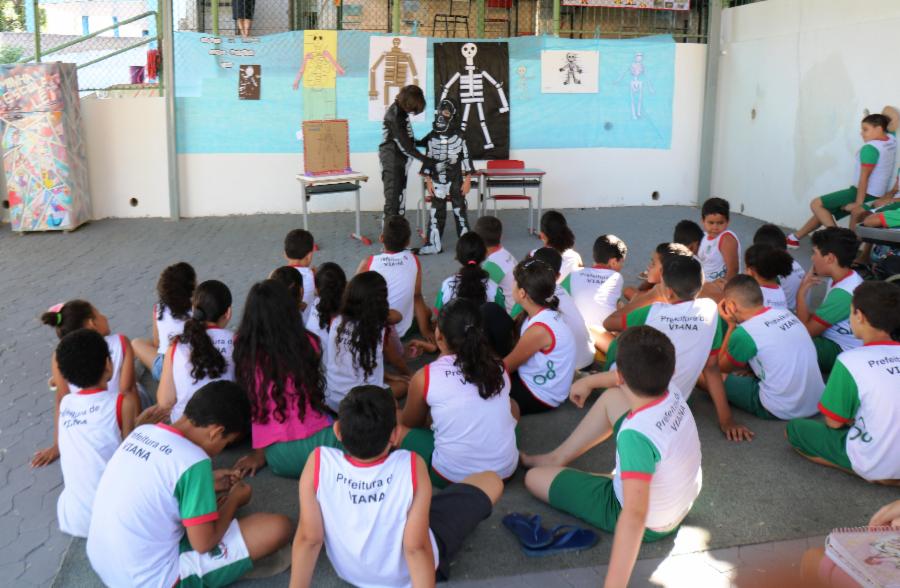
[296,171,371,245]
[476,167,546,235]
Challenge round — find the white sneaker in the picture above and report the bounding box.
[786,233,800,249]
[415,243,442,255]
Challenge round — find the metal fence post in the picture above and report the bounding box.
[476,0,485,37]
[552,0,560,37]
[161,0,180,219]
[212,0,219,35]
[32,0,41,62]
[392,0,401,33]
[697,0,722,202]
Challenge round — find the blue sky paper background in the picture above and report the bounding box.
[174,31,674,154]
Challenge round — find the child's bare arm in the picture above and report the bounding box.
[119,335,137,396]
[355,258,369,276]
[719,232,740,282]
[289,457,325,588]
[413,262,435,341]
[403,455,436,588]
[604,479,650,588]
[854,166,874,208]
[400,369,429,428]
[156,348,177,410]
[703,356,753,442]
[186,481,251,554]
[32,356,69,467]
[503,324,552,373]
[151,308,160,349]
[384,333,411,376]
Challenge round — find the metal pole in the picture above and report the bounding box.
[552,0,560,37]
[476,0,485,37]
[161,0,180,219]
[391,0,401,33]
[212,0,219,35]
[32,0,41,62]
[697,0,721,203]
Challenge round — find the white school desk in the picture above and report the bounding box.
[295,171,371,245]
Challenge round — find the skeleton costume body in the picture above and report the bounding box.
[379,101,431,218]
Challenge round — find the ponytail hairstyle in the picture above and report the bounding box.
[179,280,232,382]
[337,271,389,379]
[513,259,559,311]
[438,299,505,400]
[540,210,575,252]
[234,280,325,425]
[269,266,303,309]
[157,262,196,320]
[744,244,793,281]
[41,300,95,339]
[314,262,347,331]
[454,232,489,304]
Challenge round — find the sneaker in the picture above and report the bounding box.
[786,234,800,249]
[413,243,442,255]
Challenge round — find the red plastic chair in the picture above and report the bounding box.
[483,159,538,234]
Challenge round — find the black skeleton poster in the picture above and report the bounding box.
[238,64,261,100]
[434,42,510,160]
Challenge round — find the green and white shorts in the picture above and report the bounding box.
[178,519,253,587]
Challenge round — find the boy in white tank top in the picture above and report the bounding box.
[697,197,741,282]
[522,327,702,588]
[284,229,317,323]
[290,386,501,587]
[787,281,900,483]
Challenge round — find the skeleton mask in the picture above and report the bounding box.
[432,98,459,134]
[461,43,478,65]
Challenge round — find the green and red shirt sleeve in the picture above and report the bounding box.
[813,288,853,327]
[617,429,660,481]
[482,260,505,286]
[623,305,652,331]
[174,458,218,527]
[859,144,880,168]
[725,325,757,366]
[710,315,725,355]
[559,274,572,295]
[818,360,860,425]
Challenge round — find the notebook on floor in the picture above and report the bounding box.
[825,526,900,587]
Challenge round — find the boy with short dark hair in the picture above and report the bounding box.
[476,215,518,312]
[753,223,805,313]
[796,227,864,372]
[697,197,741,282]
[289,385,501,587]
[673,219,704,254]
[522,326,702,588]
[718,275,823,420]
[284,228,316,322]
[88,381,292,587]
[787,281,900,483]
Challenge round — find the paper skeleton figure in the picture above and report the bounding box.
[292,33,345,90]
[559,52,582,85]
[439,42,509,150]
[415,98,472,255]
[616,52,655,119]
[369,38,419,106]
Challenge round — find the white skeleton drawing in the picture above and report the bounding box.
[241,66,258,88]
[616,52,655,119]
[559,52,582,85]
[439,42,509,150]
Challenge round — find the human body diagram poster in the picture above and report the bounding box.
[368,36,426,122]
[434,42,510,160]
[296,30,343,120]
[541,50,599,93]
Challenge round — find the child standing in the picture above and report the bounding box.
[132,262,196,381]
[787,281,900,483]
[289,385,501,587]
[533,210,583,282]
[304,262,346,346]
[697,197,741,282]
[284,229,316,323]
[753,223,805,313]
[434,232,506,311]
[88,381,292,587]
[231,280,340,479]
[476,215,518,312]
[795,227,864,372]
[379,85,433,219]
[718,275,823,420]
[157,280,236,423]
[744,243,794,310]
[399,299,518,487]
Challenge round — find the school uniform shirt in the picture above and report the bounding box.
[57,388,123,538]
[560,265,624,335]
[434,274,506,312]
[68,333,127,396]
[812,271,864,352]
[518,308,576,407]
[292,265,316,323]
[366,250,420,336]
[622,299,722,399]
[697,230,742,282]
[482,246,517,312]
[555,285,596,370]
[817,342,900,481]
[425,355,518,482]
[314,447,440,588]
[304,298,330,346]
[759,284,788,310]
[324,319,385,411]
[780,259,805,313]
[725,307,824,419]
[155,305,188,355]
[169,328,236,423]
[613,385,702,533]
[87,424,219,588]
[529,247,583,283]
[856,135,897,197]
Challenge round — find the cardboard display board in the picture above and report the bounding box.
[301,119,351,176]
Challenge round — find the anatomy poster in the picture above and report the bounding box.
[541,50,599,94]
[368,36,427,122]
[238,64,261,100]
[299,30,341,89]
[434,42,510,160]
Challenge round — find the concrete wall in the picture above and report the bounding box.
[710,0,900,229]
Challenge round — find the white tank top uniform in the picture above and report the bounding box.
[314,447,440,588]
[324,319,385,411]
[554,285,596,370]
[367,251,420,336]
[759,284,788,310]
[155,305,188,355]
[698,230,742,282]
[780,259,805,312]
[169,328,235,422]
[529,247,583,283]
[613,385,702,533]
[434,275,506,312]
[561,265,624,337]
[483,247,517,312]
[57,388,123,537]
[517,308,576,407]
[69,334,127,396]
[292,265,316,323]
[725,307,824,419]
[424,355,518,481]
[856,135,898,197]
[304,299,330,347]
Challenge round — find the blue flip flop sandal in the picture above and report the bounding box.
[501,513,555,550]
[521,525,599,558]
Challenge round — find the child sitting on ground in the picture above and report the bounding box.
[88,381,292,587]
[562,234,626,354]
[532,210,583,282]
[400,299,518,487]
[718,275,823,420]
[476,215,518,312]
[133,262,196,381]
[697,197,741,282]
[673,219,704,255]
[231,280,341,480]
[503,259,576,415]
[157,280,236,423]
[787,281,900,484]
[269,265,305,318]
[33,300,137,468]
[303,262,346,345]
[795,227,864,373]
[289,385,501,587]
[752,223,805,312]
[434,232,506,312]
[522,326,702,588]
[284,228,317,322]
[744,243,794,310]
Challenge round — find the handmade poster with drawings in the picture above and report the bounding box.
[541,50,599,94]
[301,119,351,176]
[238,65,261,100]
[368,36,427,122]
[434,42,510,160]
